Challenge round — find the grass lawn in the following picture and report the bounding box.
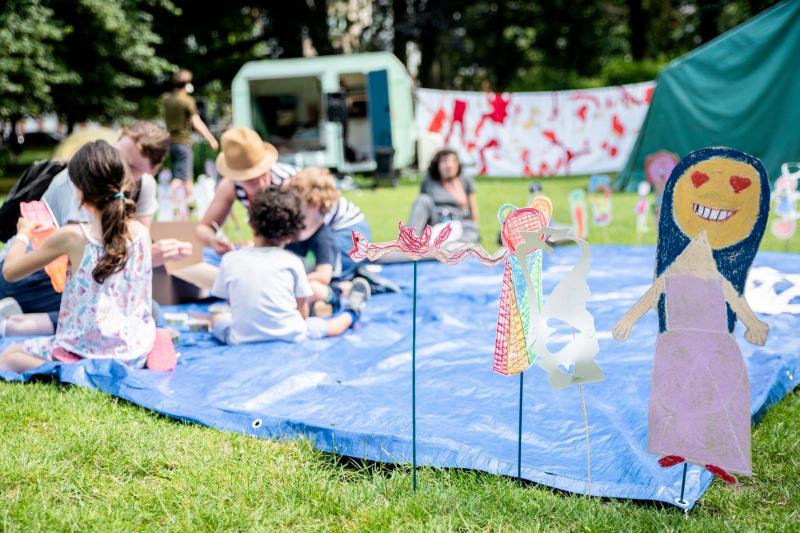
[2,175,799,530]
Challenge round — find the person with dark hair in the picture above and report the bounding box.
[408,149,480,243]
[0,120,192,325]
[162,69,219,187]
[0,141,156,371]
[209,188,370,345]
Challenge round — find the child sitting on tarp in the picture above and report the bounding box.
[210,188,370,345]
[284,167,363,315]
[0,141,172,372]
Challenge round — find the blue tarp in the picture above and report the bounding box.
[2,245,798,510]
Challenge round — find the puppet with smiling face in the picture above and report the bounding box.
[613,147,770,486]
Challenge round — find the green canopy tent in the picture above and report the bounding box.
[619,0,800,189]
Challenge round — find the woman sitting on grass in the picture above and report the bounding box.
[408,148,480,243]
[0,141,156,372]
[210,188,370,345]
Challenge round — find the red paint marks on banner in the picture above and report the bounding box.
[612,115,625,136]
[521,149,533,176]
[445,99,468,145]
[618,85,644,106]
[428,107,446,133]
[477,139,500,175]
[475,93,512,137]
[570,93,601,107]
[601,141,619,158]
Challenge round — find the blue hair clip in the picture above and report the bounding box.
[114,192,125,201]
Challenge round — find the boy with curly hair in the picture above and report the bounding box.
[284,167,371,314]
[210,188,369,344]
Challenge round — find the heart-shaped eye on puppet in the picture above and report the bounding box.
[691,172,710,188]
[730,175,752,193]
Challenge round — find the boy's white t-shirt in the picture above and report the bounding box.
[211,247,313,344]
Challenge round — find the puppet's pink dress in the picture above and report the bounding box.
[648,274,751,475]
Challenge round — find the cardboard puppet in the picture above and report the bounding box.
[516,226,603,389]
[645,150,679,222]
[770,163,800,240]
[588,175,612,227]
[613,147,770,485]
[493,204,548,376]
[634,182,652,236]
[568,189,589,239]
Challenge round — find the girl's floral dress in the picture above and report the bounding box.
[23,222,155,365]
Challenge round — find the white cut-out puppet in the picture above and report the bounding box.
[515,227,603,388]
[745,267,800,315]
[634,181,652,237]
[770,163,800,240]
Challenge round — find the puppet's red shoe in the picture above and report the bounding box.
[705,464,738,486]
[658,455,685,467]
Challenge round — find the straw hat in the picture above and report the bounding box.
[215,127,278,181]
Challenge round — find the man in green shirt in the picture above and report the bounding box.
[162,69,219,189]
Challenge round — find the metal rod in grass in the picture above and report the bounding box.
[412,260,418,491]
[573,326,592,490]
[676,463,689,507]
[517,371,525,485]
[347,222,510,492]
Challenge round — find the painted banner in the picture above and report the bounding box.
[416,82,655,177]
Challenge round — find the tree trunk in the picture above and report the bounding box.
[698,1,723,44]
[417,21,439,88]
[305,0,336,55]
[492,1,510,90]
[392,0,409,66]
[627,0,646,60]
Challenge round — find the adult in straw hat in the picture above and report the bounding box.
[196,127,280,254]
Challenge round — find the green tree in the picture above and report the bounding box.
[0,0,75,123]
[150,1,267,88]
[46,0,175,131]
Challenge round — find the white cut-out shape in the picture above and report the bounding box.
[172,181,188,221]
[635,182,652,235]
[157,168,173,184]
[771,163,800,240]
[204,159,218,179]
[193,174,217,218]
[514,226,603,388]
[430,220,463,246]
[156,176,175,222]
[745,267,800,315]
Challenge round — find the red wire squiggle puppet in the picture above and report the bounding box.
[350,222,508,267]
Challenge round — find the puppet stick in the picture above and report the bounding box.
[678,463,688,505]
[412,260,418,491]
[572,325,592,490]
[579,383,592,490]
[517,371,524,485]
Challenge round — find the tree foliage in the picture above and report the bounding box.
[47,0,175,130]
[0,0,785,133]
[0,0,76,120]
